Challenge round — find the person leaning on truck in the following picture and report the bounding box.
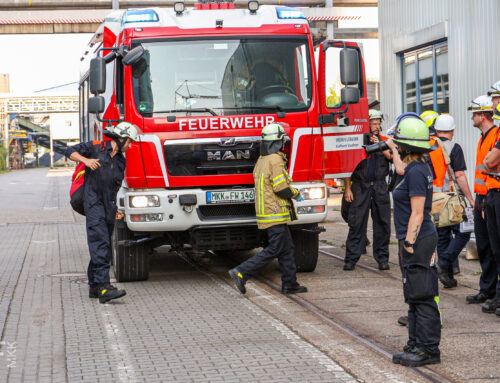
[65,122,140,304]
[228,123,307,295]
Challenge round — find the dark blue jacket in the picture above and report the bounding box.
[66,141,126,223]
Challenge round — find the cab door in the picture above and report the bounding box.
[317,40,369,179]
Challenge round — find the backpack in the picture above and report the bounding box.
[430,139,467,228]
[69,141,105,216]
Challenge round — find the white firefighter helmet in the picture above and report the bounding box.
[434,114,456,132]
[104,121,141,142]
[467,95,493,113]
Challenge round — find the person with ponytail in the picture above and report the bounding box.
[385,116,441,367]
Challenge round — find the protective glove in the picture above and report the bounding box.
[295,195,304,202]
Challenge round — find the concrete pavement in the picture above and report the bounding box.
[0,168,357,383]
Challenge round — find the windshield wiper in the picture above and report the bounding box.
[214,105,286,117]
[216,105,284,112]
[154,108,217,116]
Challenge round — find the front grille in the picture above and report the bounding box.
[164,137,260,176]
[198,203,256,220]
[190,225,261,251]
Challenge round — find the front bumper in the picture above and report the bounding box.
[119,183,327,232]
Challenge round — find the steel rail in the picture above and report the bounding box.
[255,274,459,383]
[209,248,461,383]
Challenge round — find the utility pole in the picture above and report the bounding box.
[112,0,119,9]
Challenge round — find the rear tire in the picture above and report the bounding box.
[291,224,319,272]
[112,220,150,282]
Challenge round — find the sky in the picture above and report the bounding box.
[0,33,93,94]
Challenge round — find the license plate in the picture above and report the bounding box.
[206,190,255,204]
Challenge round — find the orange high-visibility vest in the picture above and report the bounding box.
[475,127,499,195]
[485,131,500,190]
[429,137,447,188]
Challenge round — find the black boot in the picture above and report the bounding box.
[392,344,416,364]
[452,259,460,275]
[89,286,99,299]
[437,263,457,288]
[399,348,440,367]
[98,284,126,304]
[282,283,308,294]
[343,262,355,271]
[397,315,408,326]
[482,297,500,313]
[228,268,246,294]
[378,262,390,270]
[466,292,494,304]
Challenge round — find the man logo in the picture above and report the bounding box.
[219,137,236,146]
[207,150,251,161]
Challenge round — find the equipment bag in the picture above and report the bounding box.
[430,139,467,228]
[69,141,105,216]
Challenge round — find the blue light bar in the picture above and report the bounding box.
[122,9,159,24]
[276,7,306,20]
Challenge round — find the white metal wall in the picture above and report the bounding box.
[379,0,500,186]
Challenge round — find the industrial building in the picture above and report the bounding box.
[379,0,500,183]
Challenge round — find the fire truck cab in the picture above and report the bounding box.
[80,3,368,282]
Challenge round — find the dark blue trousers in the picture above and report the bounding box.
[474,194,498,296]
[85,200,114,287]
[437,224,470,273]
[399,233,440,355]
[237,224,297,287]
[485,191,500,298]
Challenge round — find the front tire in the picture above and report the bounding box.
[291,224,319,272]
[112,220,150,282]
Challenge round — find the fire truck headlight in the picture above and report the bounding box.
[300,187,325,200]
[248,0,259,14]
[129,195,160,208]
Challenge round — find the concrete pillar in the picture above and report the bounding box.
[49,125,54,169]
[326,0,334,39]
[4,100,9,170]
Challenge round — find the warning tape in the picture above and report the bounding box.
[0,15,361,24]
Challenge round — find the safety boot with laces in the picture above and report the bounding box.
[228,268,246,294]
[482,297,500,313]
[399,348,440,367]
[392,344,417,364]
[98,283,126,304]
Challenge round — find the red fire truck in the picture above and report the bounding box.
[80,3,368,282]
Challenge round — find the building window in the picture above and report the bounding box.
[401,41,448,114]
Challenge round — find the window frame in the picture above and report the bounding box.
[400,39,448,114]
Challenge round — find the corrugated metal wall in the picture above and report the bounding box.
[379,0,500,185]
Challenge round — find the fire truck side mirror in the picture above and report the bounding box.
[88,96,105,114]
[341,87,360,105]
[90,58,106,94]
[123,46,145,66]
[339,48,360,86]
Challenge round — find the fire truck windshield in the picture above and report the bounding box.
[131,37,311,117]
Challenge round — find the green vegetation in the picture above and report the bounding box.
[0,146,7,171]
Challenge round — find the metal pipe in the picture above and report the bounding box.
[0,0,326,9]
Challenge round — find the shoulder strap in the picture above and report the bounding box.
[435,138,451,165]
[437,139,462,193]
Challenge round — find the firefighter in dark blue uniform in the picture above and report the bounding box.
[386,116,441,367]
[343,110,393,271]
[65,122,140,303]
